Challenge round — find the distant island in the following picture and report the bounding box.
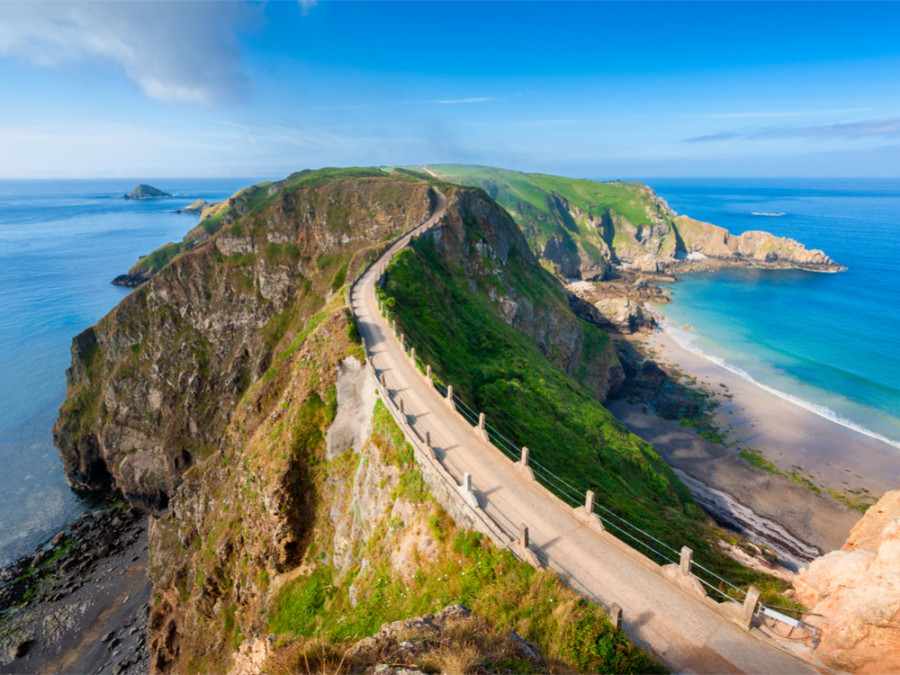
[123,184,172,200]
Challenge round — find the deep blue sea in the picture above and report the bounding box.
[0,178,265,566]
[647,178,900,454]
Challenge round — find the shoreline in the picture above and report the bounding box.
[606,320,899,567]
[647,326,899,500]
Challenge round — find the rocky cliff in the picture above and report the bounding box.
[56,170,433,510]
[425,165,843,278]
[405,186,624,399]
[54,169,665,673]
[793,490,900,673]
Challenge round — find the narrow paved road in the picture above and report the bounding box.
[349,189,819,674]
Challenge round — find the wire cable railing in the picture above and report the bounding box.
[361,239,814,642]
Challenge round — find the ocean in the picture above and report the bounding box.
[0,178,264,566]
[647,178,900,454]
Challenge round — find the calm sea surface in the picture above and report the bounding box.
[648,178,900,453]
[0,179,265,566]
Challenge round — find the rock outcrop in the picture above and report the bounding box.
[174,199,214,215]
[123,184,172,200]
[793,490,900,673]
[57,173,432,509]
[418,187,624,399]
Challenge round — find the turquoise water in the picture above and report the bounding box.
[0,179,264,565]
[647,179,900,452]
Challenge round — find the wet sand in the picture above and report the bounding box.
[607,328,900,564]
[647,329,899,499]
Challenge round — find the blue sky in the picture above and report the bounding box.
[1,1,899,179]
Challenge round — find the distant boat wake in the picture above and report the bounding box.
[751,212,785,216]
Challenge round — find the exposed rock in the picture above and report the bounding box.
[174,199,214,215]
[793,490,900,672]
[123,184,171,200]
[56,175,432,508]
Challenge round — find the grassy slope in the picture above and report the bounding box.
[380,212,798,607]
[268,398,665,674]
[423,164,672,264]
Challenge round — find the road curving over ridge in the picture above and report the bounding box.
[349,187,822,674]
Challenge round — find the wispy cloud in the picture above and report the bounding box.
[686,117,900,143]
[0,1,258,104]
[701,108,870,119]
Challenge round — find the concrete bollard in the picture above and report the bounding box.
[741,586,762,630]
[610,603,622,631]
[410,346,416,363]
[400,398,405,415]
[521,446,530,467]
[680,546,694,577]
[426,364,432,384]
[361,336,367,354]
[400,332,406,348]
[380,372,386,388]
[425,431,431,448]
[478,412,486,432]
[520,524,529,550]
[585,489,595,513]
[446,384,456,411]
[463,472,472,493]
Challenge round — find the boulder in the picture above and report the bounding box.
[793,490,900,672]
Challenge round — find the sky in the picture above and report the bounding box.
[1,1,899,180]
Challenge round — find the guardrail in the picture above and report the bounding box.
[348,208,819,649]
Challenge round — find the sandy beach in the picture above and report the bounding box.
[649,328,899,499]
[607,325,900,565]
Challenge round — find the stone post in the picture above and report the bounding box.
[520,524,529,550]
[361,336,367,355]
[680,546,693,577]
[521,446,530,467]
[463,472,472,494]
[609,604,622,631]
[446,385,455,411]
[400,332,406,349]
[399,398,405,415]
[410,346,416,363]
[741,586,762,630]
[478,413,486,432]
[585,490,595,513]
[426,364,432,385]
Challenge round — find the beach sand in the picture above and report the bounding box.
[607,328,900,562]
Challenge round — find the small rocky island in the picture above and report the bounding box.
[123,184,172,200]
[174,199,212,214]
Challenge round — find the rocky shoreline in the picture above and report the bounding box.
[0,503,150,675]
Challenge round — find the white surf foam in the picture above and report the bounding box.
[660,320,900,452]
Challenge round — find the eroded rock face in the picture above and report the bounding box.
[54,177,432,510]
[793,490,900,673]
[427,189,623,400]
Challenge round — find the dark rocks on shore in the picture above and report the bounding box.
[111,273,150,288]
[0,503,151,674]
[123,184,171,200]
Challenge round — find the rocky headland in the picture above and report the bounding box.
[24,165,884,673]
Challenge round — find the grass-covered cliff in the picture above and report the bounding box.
[421,165,841,278]
[55,167,800,672]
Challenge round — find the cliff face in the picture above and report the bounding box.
[393,186,623,400]
[55,172,432,511]
[426,165,843,277]
[793,490,900,673]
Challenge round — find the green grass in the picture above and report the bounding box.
[380,221,799,607]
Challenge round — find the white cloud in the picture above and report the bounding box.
[0,1,257,104]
